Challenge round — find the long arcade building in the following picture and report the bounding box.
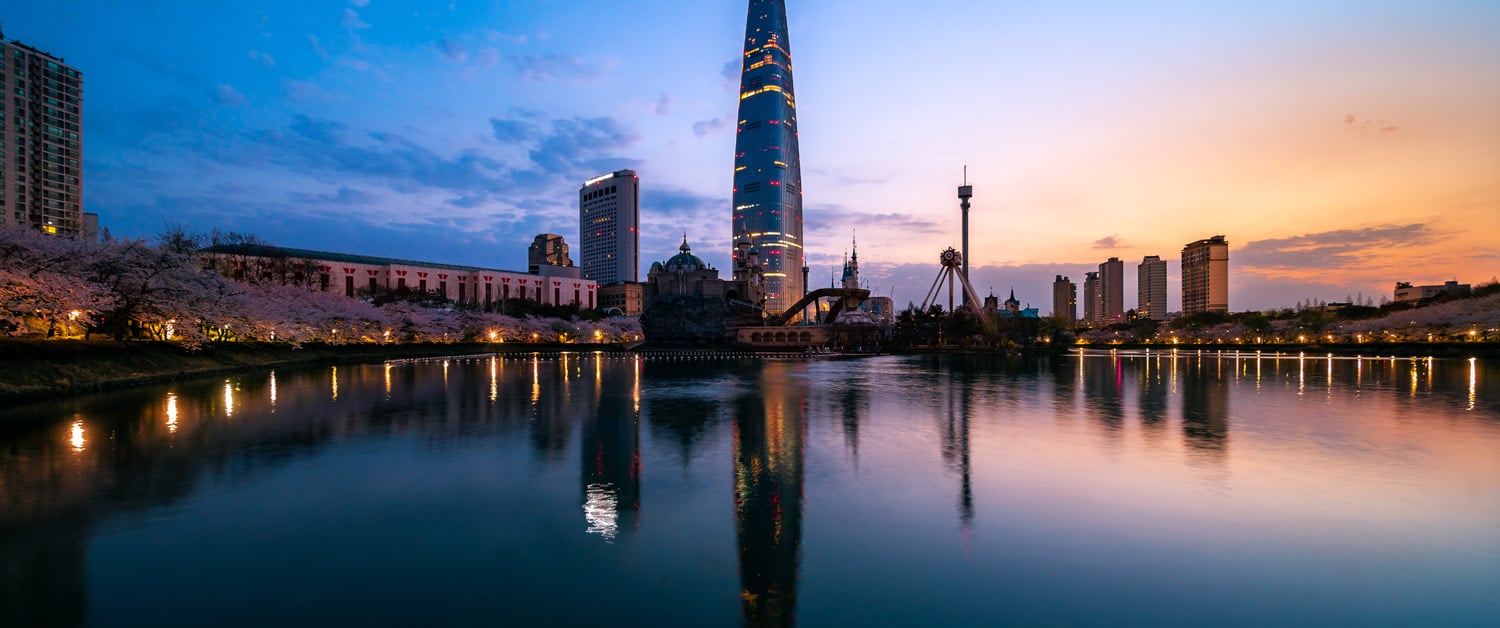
[200,244,599,310]
[731,0,805,315]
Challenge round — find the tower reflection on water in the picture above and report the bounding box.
[733,361,806,627]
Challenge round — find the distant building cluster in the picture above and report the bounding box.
[1055,235,1230,329]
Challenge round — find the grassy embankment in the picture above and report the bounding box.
[0,340,606,403]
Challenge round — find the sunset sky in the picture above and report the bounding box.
[6,0,1497,311]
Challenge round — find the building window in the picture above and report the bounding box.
[369,277,378,292]
[320,273,330,291]
[345,275,354,297]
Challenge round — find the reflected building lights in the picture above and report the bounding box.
[1469,357,1479,408]
[385,363,392,397]
[1410,360,1419,397]
[269,371,278,408]
[532,357,541,405]
[583,483,620,542]
[166,393,179,432]
[69,420,85,452]
[1298,353,1305,396]
[443,360,450,389]
[633,356,642,414]
[490,357,499,402]
[332,366,339,401]
[224,382,235,417]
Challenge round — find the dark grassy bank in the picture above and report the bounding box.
[0,340,612,403]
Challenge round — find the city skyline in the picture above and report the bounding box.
[2,0,1496,311]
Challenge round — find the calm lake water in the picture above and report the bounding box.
[3,350,1498,627]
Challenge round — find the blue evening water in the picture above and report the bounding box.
[2,350,1497,626]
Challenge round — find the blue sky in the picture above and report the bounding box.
[5,0,1498,311]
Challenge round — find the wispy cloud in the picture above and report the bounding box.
[1343,114,1398,133]
[692,118,726,137]
[214,84,248,107]
[1093,235,1125,249]
[1240,224,1432,271]
[510,54,600,82]
[341,8,371,31]
[655,94,674,116]
[308,35,330,61]
[437,39,468,63]
[247,49,276,68]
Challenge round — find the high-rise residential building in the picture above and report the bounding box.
[1052,275,1076,327]
[731,0,804,316]
[1083,271,1100,327]
[1,32,84,236]
[1182,236,1229,315]
[1137,255,1168,321]
[579,170,640,286]
[528,233,573,274]
[1098,257,1124,325]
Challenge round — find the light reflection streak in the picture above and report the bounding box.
[443,360,450,389]
[583,483,620,542]
[224,381,235,417]
[1170,350,1178,394]
[1326,354,1333,394]
[385,363,392,397]
[332,366,339,401]
[167,393,178,432]
[269,371,278,409]
[1470,358,1478,411]
[490,356,499,402]
[633,355,642,414]
[1298,353,1305,396]
[1410,359,1419,397]
[1356,358,1362,390]
[532,356,541,405]
[1427,357,1434,389]
[69,420,85,452]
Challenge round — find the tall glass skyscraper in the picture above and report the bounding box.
[732,0,804,315]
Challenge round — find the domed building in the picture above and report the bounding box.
[640,235,766,345]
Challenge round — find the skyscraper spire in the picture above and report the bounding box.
[732,0,804,318]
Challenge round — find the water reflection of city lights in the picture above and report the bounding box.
[531,357,541,405]
[269,371,278,408]
[1471,358,1478,411]
[332,366,340,401]
[167,394,179,432]
[584,483,620,542]
[385,363,392,396]
[70,420,86,452]
[224,382,235,417]
[490,357,499,402]
[1298,353,1306,396]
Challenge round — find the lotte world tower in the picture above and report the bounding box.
[732,0,804,315]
